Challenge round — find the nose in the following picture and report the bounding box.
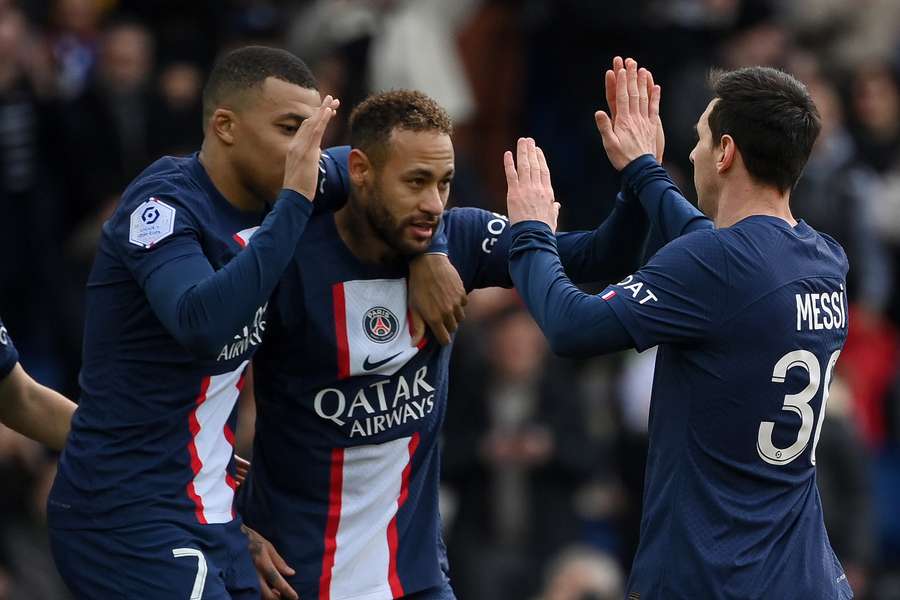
[420,185,444,218]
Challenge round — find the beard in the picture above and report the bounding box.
[363,181,441,256]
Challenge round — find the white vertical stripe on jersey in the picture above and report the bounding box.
[188,360,248,524]
[328,436,413,600]
[339,279,419,378]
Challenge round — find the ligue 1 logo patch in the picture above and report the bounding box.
[363,307,399,344]
[129,197,176,248]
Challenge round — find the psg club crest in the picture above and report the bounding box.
[363,307,399,344]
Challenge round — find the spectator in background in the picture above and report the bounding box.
[147,60,204,157]
[0,2,66,382]
[63,17,155,218]
[444,299,598,600]
[849,62,900,176]
[788,57,892,314]
[534,545,624,600]
[48,0,104,99]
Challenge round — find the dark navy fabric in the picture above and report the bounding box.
[50,518,258,599]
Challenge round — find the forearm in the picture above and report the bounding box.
[622,154,713,245]
[0,365,76,450]
[510,222,634,357]
[556,190,649,283]
[147,190,313,356]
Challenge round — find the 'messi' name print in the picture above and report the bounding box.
[795,287,846,331]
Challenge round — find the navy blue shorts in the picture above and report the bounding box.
[49,518,259,599]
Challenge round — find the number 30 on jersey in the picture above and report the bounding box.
[757,349,841,467]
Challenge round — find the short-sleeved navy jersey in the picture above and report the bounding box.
[48,148,350,530]
[603,216,853,599]
[239,200,648,600]
[0,317,18,379]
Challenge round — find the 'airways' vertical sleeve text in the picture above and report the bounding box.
[114,188,314,358]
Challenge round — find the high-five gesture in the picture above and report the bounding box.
[282,94,340,199]
[595,57,663,170]
[505,137,561,230]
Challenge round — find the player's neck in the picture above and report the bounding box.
[334,200,398,265]
[714,180,795,229]
[197,146,267,213]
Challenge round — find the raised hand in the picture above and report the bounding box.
[282,94,340,199]
[505,137,561,230]
[595,57,664,170]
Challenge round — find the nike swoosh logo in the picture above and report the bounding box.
[363,352,402,371]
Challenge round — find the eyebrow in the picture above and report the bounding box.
[275,112,309,122]
[404,168,455,179]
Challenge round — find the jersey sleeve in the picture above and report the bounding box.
[554,190,649,283]
[314,146,351,214]
[602,228,729,351]
[507,222,634,357]
[445,195,650,292]
[0,318,18,379]
[443,207,514,291]
[113,183,314,357]
[621,154,713,255]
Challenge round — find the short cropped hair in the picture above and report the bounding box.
[349,90,453,165]
[708,67,821,192]
[202,46,317,124]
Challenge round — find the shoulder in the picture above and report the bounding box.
[812,229,850,276]
[117,156,206,213]
[443,207,508,234]
[650,227,726,266]
[108,157,209,249]
[443,207,510,255]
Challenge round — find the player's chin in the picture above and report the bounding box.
[396,234,433,256]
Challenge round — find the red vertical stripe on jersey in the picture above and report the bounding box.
[232,233,247,248]
[332,283,350,380]
[319,447,345,600]
[387,432,420,598]
[186,376,211,524]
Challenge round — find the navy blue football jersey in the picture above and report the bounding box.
[48,148,350,530]
[239,199,648,600]
[0,317,18,379]
[602,217,853,599]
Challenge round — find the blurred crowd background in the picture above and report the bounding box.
[0,0,898,598]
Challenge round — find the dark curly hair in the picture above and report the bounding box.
[349,90,453,165]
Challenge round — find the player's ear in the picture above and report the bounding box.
[716,134,736,174]
[210,108,237,146]
[348,148,373,187]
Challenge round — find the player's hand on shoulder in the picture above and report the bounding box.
[242,524,299,600]
[504,137,561,230]
[408,253,467,346]
[282,94,341,200]
[595,56,664,170]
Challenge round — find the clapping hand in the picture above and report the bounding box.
[505,137,561,230]
[595,57,664,170]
